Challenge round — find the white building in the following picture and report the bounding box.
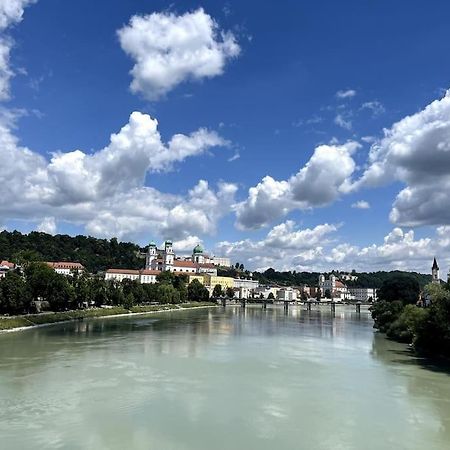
[145,241,217,276]
[47,261,84,276]
[233,278,259,290]
[254,286,278,299]
[318,274,348,300]
[105,269,160,284]
[212,256,231,267]
[277,287,298,301]
[0,260,15,278]
[348,288,377,302]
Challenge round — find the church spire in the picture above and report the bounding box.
[432,257,439,270]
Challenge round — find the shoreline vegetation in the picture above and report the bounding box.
[0,302,217,333]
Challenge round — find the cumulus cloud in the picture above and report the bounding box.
[236,141,360,229]
[0,0,35,100]
[336,89,356,99]
[37,216,56,235]
[218,222,447,273]
[351,200,370,209]
[355,89,450,226]
[118,8,240,100]
[0,111,235,240]
[217,221,338,270]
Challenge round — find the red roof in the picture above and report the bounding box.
[0,260,14,269]
[198,263,215,269]
[140,270,160,275]
[106,269,139,275]
[174,260,197,268]
[47,262,84,270]
[335,281,346,288]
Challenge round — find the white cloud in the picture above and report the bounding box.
[355,89,450,227]
[173,235,203,252]
[218,222,447,273]
[0,111,235,241]
[236,141,360,229]
[361,100,385,116]
[216,221,338,270]
[334,113,352,130]
[37,216,56,235]
[118,8,240,100]
[351,200,370,209]
[0,0,35,100]
[336,89,356,99]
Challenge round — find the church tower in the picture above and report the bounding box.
[432,257,440,284]
[163,240,174,272]
[192,244,204,264]
[145,241,157,270]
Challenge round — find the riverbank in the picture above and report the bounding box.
[0,302,217,333]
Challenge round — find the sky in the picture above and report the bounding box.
[1,0,450,273]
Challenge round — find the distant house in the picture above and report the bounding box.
[46,262,84,276]
[0,260,15,278]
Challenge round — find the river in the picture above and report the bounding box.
[0,305,449,450]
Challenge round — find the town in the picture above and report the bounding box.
[3,238,445,304]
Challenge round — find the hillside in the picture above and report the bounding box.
[251,268,433,289]
[0,230,144,273]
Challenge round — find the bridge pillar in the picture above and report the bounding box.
[222,298,226,307]
[284,301,289,311]
[307,302,312,311]
[356,303,361,313]
[242,299,246,308]
[262,300,267,310]
[331,302,336,312]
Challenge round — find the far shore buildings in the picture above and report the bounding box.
[318,274,377,302]
[105,240,256,297]
[0,260,15,278]
[46,261,84,276]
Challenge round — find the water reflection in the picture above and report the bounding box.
[0,306,449,450]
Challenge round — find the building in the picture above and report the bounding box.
[105,268,160,284]
[47,261,84,276]
[254,286,278,299]
[277,287,298,302]
[0,260,15,278]
[348,288,377,302]
[233,278,259,290]
[204,275,234,291]
[432,257,440,284]
[318,274,348,300]
[144,240,218,276]
[212,256,231,267]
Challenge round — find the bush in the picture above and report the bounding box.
[386,305,428,343]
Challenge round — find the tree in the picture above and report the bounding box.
[226,287,234,298]
[378,275,420,305]
[239,263,244,271]
[47,275,75,311]
[0,271,32,314]
[212,284,223,298]
[157,284,180,304]
[324,289,331,299]
[157,271,176,286]
[188,279,209,302]
[235,262,240,269]
[123,292,135,309]
[316,289,321,301]
[268,292,275,300]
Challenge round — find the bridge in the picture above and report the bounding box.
[219,298,371,313]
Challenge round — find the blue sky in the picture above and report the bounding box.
[1,0,450,273]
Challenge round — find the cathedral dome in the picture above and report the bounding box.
[149,241,156,247]
[193,244,204,254]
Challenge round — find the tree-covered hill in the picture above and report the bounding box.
[0,230,144,273]
[252,268,432,288]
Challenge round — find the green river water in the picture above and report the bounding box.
[0,306,449,450]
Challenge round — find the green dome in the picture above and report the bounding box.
[193,244,204,254]
[149,241,156,247]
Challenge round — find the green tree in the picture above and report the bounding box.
[324,289,331,299]
[157,284,180,304]
[188,279,209,302]
[0,271,32,314]
[123,292,135,309]
[212,284,223,298]
[268,292,275,300]
[378,275,420,305]
[47,275,75,311]
[226,287,234,298]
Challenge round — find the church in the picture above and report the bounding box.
[145,240,218,275]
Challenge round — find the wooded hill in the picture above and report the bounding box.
[251,268,432,288]
[0,230,144,273]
